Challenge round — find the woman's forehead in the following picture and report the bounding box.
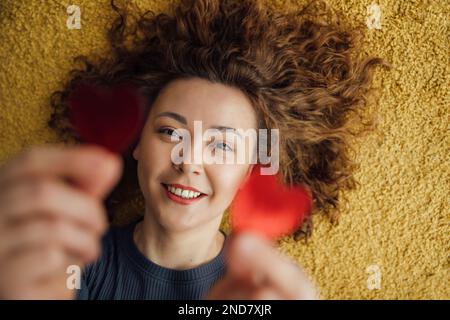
[149,78,258,129]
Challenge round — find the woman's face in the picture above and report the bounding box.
[133,77,258,232]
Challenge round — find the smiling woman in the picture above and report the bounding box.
[132,77,257,241]
[46,0,389,300]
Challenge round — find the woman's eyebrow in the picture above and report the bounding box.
[156,112,187,125]
[210,126,242,140]
[155,112,242,139]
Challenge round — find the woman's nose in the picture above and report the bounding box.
[172,138,204,175]
[173,161,203,175]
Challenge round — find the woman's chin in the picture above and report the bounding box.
[156,212,202,233]
[161,209,226,234]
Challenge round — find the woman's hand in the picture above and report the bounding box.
[0,144,122,299]
[207,233,318,300]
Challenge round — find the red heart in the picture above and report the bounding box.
[68,84,145,154]
[231,164,312,240]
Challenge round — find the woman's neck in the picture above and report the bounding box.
[133,213,225,270]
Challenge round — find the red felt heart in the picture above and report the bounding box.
[68,83,145,154]
[231,164,312,240]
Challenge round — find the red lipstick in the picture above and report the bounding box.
[161,183,207,205]
[167,183,204,194]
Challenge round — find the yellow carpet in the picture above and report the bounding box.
[0,0,448,299]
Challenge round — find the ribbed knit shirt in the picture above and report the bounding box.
[76,217,227,300]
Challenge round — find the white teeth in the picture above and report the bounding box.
[167,185,202,199]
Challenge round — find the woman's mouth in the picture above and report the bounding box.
[161,183,208,205]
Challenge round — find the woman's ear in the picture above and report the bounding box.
[132,142,141,161]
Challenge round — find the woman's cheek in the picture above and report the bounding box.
[136,145,166,197]
[211,165,249,205]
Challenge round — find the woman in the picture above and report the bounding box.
[0,0,389,299]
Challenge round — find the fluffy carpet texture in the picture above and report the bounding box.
[0,0,448,299]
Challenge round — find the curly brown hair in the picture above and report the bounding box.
[48,0,391,239]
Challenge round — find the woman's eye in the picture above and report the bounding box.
[158,128,182,141]
[214,142,233,152]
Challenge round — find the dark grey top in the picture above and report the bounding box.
[76,217,227,300]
